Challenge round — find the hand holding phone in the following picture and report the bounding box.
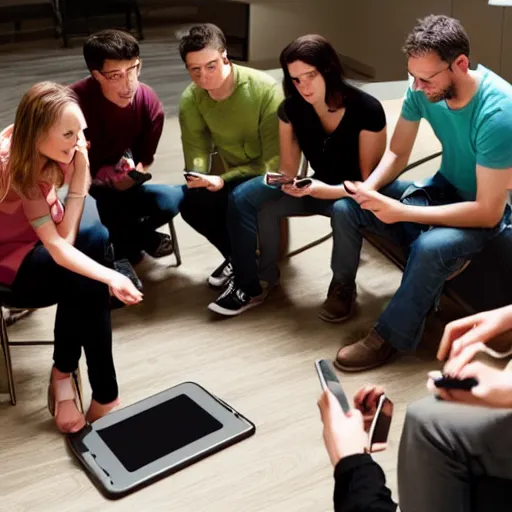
[353,384,393,453]
[265,172,295,187]
[184,171,206,182]
[433,373,479,391]
[294,178,312,189]
[315,359,351,414]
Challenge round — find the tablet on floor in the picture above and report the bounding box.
[67,381,256,499]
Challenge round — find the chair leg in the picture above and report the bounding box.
[169,219,182,267]
[0,314,16,405]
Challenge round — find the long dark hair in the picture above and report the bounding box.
[280,34,349,110]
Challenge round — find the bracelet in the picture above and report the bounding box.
[67,192,87,199]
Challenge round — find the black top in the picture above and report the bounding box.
[333,454,397,512]
[278,86,386,185]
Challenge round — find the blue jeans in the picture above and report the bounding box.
[227,176,284,296]
[332,174,511,351]
[9,196,118,404]
[258,195,336,286]
[91,183,185,262]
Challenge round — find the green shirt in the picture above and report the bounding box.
[179,64,283,182]
[402,65,512,200]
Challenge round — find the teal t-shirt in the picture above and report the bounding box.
[401,65,512,200]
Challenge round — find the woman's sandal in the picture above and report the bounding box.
[47,368,86,433]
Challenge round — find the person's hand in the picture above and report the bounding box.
[185,174,224,192]
[317,389,367,467]
[353,385,386,433]
[107,272,143,305]
[282,178,320,198]
[345,181,406,224]
[68,131,91,196]
[427,361,512,409]
[437,306,512,363]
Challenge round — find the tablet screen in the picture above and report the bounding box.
[97,394,223,472]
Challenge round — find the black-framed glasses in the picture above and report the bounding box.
[99,60,141,82]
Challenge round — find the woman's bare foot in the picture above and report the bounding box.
[86,398,120,423]
[51,367,86,434]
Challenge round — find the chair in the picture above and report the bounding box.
[168,218,182,267]
[0,284,56,405]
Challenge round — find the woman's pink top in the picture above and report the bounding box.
[0,125,71,285]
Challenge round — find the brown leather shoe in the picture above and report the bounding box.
[318,281,356,323]
[334,329,396,372]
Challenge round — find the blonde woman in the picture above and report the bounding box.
[0,82,142,434]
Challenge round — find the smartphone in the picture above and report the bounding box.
[434,375,479,391]
[314,359,351,414]
[184,171,206,182]
[265,172,295,187]
[367,394,393,452]
[295,178,312,189]
[128,169,152,185]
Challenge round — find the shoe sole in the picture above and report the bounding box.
[207,300,262,317]
[332,351,397,373]
[318,304,356,324]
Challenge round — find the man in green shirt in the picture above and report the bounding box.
[178,23,283,309]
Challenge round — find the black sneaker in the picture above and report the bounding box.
[208,281,263,316]
[208,259,234,289]
[144,232,174,259]
[110,259,143,310]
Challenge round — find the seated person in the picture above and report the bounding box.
[332,15,512,372]
[212,34,386,316]
[0,82,142,433]
[318,304,512,512]
[70,29,184,265]
[177,23,282,292]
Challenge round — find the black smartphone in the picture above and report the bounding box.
[128,170,152,185]
[434,375,479,391]
[183,171,206,182]
[314,359,351,414]
[265,172,295,187]
[367,394,393,452]
[295,178,312,189]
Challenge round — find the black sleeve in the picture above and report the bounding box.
[333,454,397,512]
[357,91,386,133]
[277,100,290,123]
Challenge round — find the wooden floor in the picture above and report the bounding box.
[0,28,454,512]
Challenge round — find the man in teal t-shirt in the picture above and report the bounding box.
[328,15,512,372]
[177,23,282,299]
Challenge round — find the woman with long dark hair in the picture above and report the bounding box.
[209,35,386,319]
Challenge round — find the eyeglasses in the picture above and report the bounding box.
[409,64,452,86]
[99,61,141,82]
[290,70,319,86]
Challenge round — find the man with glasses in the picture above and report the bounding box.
[328,15,512,372]
[177,23,282,300]
[71,29,184,266]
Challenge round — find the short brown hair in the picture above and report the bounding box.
[402,15,470,63]
[178,23,227,62]
[9,82,78,198]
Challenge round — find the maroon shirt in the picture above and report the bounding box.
[70,77,164,177]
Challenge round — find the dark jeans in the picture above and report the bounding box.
[180,178,249,264]
[8,196,117,404]
[90,183,185,263]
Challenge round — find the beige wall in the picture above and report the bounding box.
[247,0,512,82]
